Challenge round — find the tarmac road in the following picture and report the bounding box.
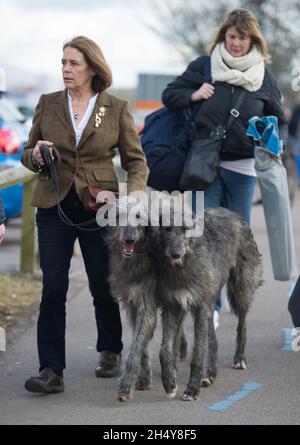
[0,192,299,425]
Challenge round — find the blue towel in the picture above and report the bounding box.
[246,116,282,156]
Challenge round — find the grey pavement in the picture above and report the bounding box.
[0,192,300,425]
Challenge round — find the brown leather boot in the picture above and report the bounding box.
[95,351,122,378]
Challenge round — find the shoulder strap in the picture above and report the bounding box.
[202,55,212,84]
[225,89,247,131]
[186,55,212,123]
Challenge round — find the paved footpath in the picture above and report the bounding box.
[0,193,299,425]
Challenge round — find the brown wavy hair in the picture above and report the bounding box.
[63,36,112,92]
[209,9,271,63]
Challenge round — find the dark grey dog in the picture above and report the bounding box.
[106,224,158,401]
[106,221,188,402]
[157,207,263,401]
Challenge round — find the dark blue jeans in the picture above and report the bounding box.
[36,188,122,377]
[194,167,256,312]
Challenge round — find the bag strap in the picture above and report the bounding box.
[186,55,212,121]
[203,55,212,84]
[208,88,248,140]
[225,89,247,132]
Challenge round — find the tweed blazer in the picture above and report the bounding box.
[21,90,149,208]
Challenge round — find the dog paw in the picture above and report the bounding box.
[117,385,133,402]
[182,388,200,401]
[234,359,247,370]
[117,391,133,402]
[135,379,151,391]
[165,385,177,399]
[201,376,215,387]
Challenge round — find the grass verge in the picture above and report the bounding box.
[0,273,42,330]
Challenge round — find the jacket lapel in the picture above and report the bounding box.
[53,90,76,143]
[77,91,112,150]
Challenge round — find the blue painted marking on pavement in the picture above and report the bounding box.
[282,328,294,351]
[208,382,262,411]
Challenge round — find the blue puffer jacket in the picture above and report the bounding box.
[0,197,5,224]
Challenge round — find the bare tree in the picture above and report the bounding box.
[137,0,300,102]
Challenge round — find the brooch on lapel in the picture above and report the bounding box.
[94,106,106,128]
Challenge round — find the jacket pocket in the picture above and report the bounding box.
[86,167,118,191]
[92,167,118,182]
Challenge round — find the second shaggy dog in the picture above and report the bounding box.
[157,207,263,401]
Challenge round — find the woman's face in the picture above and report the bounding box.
[62,46,95,91]
[225,26,252,57]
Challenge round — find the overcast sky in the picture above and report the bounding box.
[1,0,185,92]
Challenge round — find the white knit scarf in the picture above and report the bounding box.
[211,42,265,92]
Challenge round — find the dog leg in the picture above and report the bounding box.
[233,312,248,370]
[183,306,207,401]
[160,308,184,399]
[227,241,262,370]
[201,314,218,387]
[135,348,152,391]
[127,303,154,390]
[118,303,157,402]
[227,277,249,370]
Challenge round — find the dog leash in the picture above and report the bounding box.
[40,145,105,231]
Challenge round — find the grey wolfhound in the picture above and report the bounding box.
[106,206,262,402]
[106,222,187,402]
[157,207,263,401]
[106,224,158,402]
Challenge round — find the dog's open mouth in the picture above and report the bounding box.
[123,242,135,257]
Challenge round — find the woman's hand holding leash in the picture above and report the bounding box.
[32,140,54,165]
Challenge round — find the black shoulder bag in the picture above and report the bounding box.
[179,88,247,191]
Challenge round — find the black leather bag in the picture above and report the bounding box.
[180,90,247,191]
[179,129,224,190]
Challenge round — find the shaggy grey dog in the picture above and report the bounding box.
[106,222,188,402]
[105,224,158,401]
[157,207,263,401]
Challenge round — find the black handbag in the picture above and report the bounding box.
[179,89,247,191]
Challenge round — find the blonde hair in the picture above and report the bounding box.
[209,9,271,63]
[63,36,112,92]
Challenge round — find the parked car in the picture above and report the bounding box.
[0,93,29,219]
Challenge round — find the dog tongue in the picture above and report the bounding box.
[124,242,134,255]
